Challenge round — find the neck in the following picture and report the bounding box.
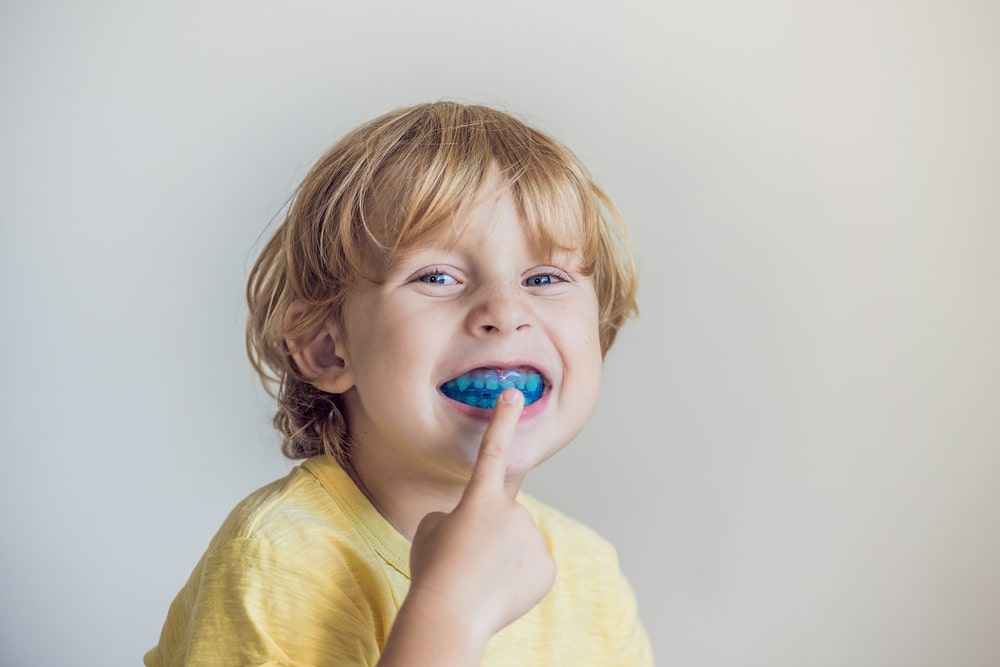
[344,453,471,541]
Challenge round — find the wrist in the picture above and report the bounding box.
[380,587,491,667]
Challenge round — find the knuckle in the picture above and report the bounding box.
[416,510,445,533]
[478,440,505,460]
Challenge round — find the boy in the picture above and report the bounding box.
[145,101,653,665]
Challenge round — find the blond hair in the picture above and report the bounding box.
[247,101,638,463]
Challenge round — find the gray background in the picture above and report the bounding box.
[2,1,999,665]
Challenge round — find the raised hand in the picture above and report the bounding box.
[380,388,557,665]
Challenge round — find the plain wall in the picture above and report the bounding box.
[2,1,998,665]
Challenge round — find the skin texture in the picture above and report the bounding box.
[291,184,604,663]
[300,186,605,538]
[380,389,557,665]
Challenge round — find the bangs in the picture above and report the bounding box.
[508,163,599,274]
[247,99,637,465]
[343,103,601,279]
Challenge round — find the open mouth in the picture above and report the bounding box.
[440,366,545,409]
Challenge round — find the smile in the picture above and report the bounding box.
[440,367,545,409]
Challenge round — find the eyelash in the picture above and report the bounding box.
[414,268,571,287]
[416,268,458,285]
[524,270,570,286]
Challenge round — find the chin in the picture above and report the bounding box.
[509,439,565,475]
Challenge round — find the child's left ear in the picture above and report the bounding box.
[285,304,355,394]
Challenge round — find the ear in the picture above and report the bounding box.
[285,302,355,394]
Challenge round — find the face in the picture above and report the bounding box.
[334,186,604,494]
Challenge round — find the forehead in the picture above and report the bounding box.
[386,186,585,265]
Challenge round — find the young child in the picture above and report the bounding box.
[145,101,653,666]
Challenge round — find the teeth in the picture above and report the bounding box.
[441,367,545,409]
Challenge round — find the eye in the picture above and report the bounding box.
[524,271,568,287]
[417,270,458,286]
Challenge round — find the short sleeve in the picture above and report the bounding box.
[145,537,382,667]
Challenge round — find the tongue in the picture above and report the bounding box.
[440,367,544,409]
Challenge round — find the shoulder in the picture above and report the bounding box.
[188,460,373,595]
[147,460,394,665]
[508,494,655,665]
[197,457,411,583]
[518,493,619,556]
[206,461,341,545]
[517,493,621,579]
[206,457,387,551]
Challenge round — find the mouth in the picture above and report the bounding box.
[440,366,545,409]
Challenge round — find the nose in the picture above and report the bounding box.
[466,284,532,336]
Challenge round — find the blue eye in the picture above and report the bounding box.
[418,271,457,286]
[524,273,564,286]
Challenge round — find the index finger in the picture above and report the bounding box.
[465,387,524,497]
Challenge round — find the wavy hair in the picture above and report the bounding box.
[246,101,638,463]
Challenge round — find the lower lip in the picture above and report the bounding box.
[441,388,549,422]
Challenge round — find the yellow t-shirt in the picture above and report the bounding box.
[145,457,653,666]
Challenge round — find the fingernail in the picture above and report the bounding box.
[501,387,524,405]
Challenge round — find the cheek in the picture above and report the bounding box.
[354,324,442,396]
[559,317,604,401]
[578,352,604,413]
[573,315,605,404]
[575,302,604,363]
